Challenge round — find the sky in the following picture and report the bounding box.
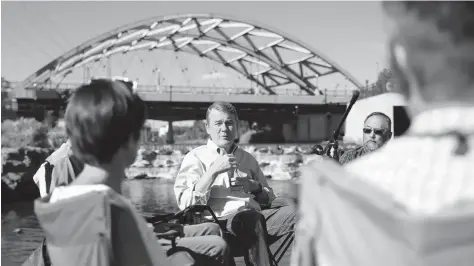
[1,1,391,88]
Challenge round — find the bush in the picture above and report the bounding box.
[47,126,68,149]
[1,118,68,149]
[1,118,46,148]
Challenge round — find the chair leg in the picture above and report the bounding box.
[271,231,295,265]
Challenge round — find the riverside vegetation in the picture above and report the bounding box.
[1,118,357,206]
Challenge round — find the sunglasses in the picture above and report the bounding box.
[363,127,386,135]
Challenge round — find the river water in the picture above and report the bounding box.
[1,179,294,266]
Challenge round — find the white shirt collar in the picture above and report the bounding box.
[206,139,238,155]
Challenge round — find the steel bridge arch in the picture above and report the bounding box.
[18,13,363,96]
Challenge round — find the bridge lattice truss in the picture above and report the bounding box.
[19,14,362,96]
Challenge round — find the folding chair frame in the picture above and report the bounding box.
[144,204,294,266]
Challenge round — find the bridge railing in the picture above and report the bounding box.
[14,81,362,98]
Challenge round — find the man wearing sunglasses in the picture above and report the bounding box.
[292,2,474,265]
[339,112,392,164]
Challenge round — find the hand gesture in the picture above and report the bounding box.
[209,154,239,176]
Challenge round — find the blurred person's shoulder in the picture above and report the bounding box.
[300,155,347,187]
[344,137,410,173]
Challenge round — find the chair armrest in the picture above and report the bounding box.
[143,213,175,224]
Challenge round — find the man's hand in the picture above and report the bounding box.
[153,223,184,238]
[195,154,239,194]
[209,154,239,177]
[230,176,261,194]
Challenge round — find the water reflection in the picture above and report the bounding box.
[122,179,293,214]
[2,179,294,265]
[122,179,180,214]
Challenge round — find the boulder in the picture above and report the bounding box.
[1,146,52,205]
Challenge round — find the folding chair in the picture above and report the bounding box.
[144,204,295,266]
[294,160,474,266]
[33,186,190,266]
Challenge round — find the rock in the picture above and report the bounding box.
[131,160,151,168]
[2,160,28,173]
[2,172,23,188]
[134,173,148,180]
[141,150,157,162]
[1,146,51,206]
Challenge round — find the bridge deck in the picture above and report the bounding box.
[12,83,354,104]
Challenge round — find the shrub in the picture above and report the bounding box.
[1,118,45,148]
[47,126,68,149]
[1,118,68,149]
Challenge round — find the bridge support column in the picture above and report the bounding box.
[166,120,175,144]
[326,112,333,140]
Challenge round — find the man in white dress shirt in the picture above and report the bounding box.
[175,101,297,266]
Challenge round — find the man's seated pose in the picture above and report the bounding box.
[34,79,231,266]
[339,112,392,164]
[174,101,297,266]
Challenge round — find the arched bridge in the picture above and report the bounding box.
[17,13,362,103]
[14,14,363,143]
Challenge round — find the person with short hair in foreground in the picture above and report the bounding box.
[34,79,231,266]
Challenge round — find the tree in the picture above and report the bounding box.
[375,68,395,92]
[1,77,12,90]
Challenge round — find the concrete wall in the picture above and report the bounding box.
[281,113,343,142]
[344,92,407,144]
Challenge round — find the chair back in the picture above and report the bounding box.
[35,186,171,266]
[297,160,474,266]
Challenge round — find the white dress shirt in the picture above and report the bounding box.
[174,139,276,217]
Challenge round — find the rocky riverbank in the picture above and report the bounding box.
[126,151,322,181]
[2,143,357,205]
[124,144,356,180]
[1,147,53,205]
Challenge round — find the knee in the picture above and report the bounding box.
[206,236,231,261]
[202,222,224,237]
[230,209,266,238]
[167,251,195,266]
[238,209,266,223]
[279,205,298,225]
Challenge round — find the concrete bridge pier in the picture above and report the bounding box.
[166,120,175,144]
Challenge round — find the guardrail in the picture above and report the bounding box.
[8,81,390,100]
[11,82,360,97]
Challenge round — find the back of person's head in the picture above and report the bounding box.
[384,1,474,111]
[65,79,147,166]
